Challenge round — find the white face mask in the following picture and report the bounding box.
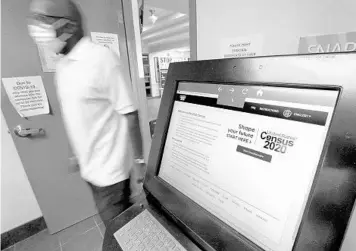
[28,21,72,54]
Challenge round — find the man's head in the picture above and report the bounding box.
[28,0,84,55]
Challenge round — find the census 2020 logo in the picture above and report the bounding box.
[283,109,293,118]
[179,95,187,101]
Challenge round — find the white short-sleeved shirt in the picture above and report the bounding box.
[56,37,136,187]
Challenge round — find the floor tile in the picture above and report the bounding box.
[93,214,103,225]
[14,229,60,251]
[62,227,103,251]
[97,223,106,238]
[2,245,15,251]
[57,217,96,245]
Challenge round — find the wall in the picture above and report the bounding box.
[196,0,356,60]
[1,113,42,233]
[195,1,356,250]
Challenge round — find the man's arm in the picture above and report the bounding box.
[126,111,144,163]
[125,111,146,200]
[108,61,145,195]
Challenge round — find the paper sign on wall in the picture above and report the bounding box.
[91,32,120,56]
[220,34,264,58]
[2,76,50,117]
[158,57,190,70]
[299,32,356,54]
[37,45,62,72]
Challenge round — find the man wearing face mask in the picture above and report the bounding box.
[28,0,145,227]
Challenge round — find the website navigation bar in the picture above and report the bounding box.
[178,82,338,108]
[176,94,329,126]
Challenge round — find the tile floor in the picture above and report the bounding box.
[3,215,106,251]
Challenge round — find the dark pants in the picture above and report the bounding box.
[87,179,132,228]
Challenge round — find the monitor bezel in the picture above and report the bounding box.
[144,53,356,251]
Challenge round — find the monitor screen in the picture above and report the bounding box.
[158,82,339,251]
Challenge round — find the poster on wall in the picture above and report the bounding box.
[91,32,120,56]
[158,57,190,70]
[2,76,50,117]
[220,34,264,58]
[37,45,62,72]
[153,56,189,96]
[298,32,356,54]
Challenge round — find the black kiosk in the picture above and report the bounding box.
[103,53,356,251]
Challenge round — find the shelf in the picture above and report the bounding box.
[142,53,151,98]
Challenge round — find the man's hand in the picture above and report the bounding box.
[129,163,146,203]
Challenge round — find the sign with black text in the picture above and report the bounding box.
[2,76,49,117]
[158,57,189,70]
[220,34,264,58]
[298,32,356,54]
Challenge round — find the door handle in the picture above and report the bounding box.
[14,125,44,137]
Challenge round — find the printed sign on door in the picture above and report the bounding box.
[2,76,50,117]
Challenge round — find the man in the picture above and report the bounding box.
[28,0,145,227]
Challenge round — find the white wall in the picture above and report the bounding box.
[196,0,356,60]
[195,1,356,250]
[1,112,42,234]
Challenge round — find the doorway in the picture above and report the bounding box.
[139,0,191,131]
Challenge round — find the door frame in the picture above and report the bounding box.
[121,0,152,161]
[189,0,198,61]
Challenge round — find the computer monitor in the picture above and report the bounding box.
[144,53,356,251]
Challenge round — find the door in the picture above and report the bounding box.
[1,0,133,233]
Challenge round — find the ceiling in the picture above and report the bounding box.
[141,0,189,53]
[142,5,180,32]
[144,0,189,14]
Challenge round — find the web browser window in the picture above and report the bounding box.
[159,82,339,251]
